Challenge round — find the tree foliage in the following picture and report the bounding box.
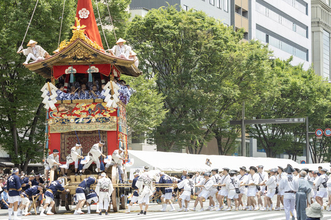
[246,58,331,161]
[126,6,272,153]
[0,0,77,171]
[121,74,167,139]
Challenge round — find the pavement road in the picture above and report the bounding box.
[1,201,331,220]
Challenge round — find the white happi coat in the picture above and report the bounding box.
[89,143,102,160]
[95,177,114,198]
[136,172,154,198]
[23,45,47,58]
[46,153,59,168]
[109,44,130,58]
[70,146,81,161]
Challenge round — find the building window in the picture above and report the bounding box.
[216,0,222,9]
[256,2,307,38]
[183,4,189,11]
[282,0,308,15]
[242,9,248,18]
[256,29,308,61]
[323,30,330,80]
[243,32,249,40]
[209,0,215,6]
[235,5,241,14]
[223,0,228,12]
[256,29,267,42]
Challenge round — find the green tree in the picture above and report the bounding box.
[0,0,76,171]
[121,74,167,139]
[94,0,131,49]
[247,58,331,159]
[126,6,272,153]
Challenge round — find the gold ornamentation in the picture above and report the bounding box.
[55,17,102,53]
[66,44,94,60]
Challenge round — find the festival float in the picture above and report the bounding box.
[21,0,141,212]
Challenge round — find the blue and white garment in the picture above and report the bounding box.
[79,90,90,100]
[132,176,140,196]
[76,177,97,195]
[56,90,69,100]
[7,174,22,196]
[23,185,40,198]
[21,177,31,191]
[159,175,173,194]
[90,90,101,99]
[100,89,106,99]
[68,92,79,100]
[45,180,65,199]
[86,192,98,204]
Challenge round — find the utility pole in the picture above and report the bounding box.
[241,102,246,156]
[306,117,310,164]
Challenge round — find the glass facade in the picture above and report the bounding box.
[256,29,308,61]
[256,2,307,38]
[323,30,330,80]
[282,0,307,15]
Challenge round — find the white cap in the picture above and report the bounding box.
[101,173,106,177]
[76,143,82,147]
[160,172,165,175]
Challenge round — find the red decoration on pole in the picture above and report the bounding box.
[75,0,103,49]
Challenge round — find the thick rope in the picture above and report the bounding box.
[106,0,117,42]
[96,0,110,50]
[18,0,39,52]
[58,0,66,48]
[75,130,80,144]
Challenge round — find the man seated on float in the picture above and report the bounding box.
[79,84,90,100]
[40,179,68,216]
[89,85,101,99]
[74,176,97,215]
[62,143,84,176]
[128,49,139,67]
[119,80,130,104]
[126,84,134,103]
[20,185,43,216]
[107,38,130,59]
[56,84,69,101]
[69,85,79,100]
[99,83,106,100]
[17,40,49,65]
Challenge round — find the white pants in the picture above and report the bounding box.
[66,156,79,169]
[83,157,100,170]
[284,198,296,220]
[25,53,43,63]
[98,192,110,210]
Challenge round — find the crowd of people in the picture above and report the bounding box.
[55,77,133,105]
[1,150,328,220]
[128,164,326,219]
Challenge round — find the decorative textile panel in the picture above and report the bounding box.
[60,131,108,162]
[48,102,117,133]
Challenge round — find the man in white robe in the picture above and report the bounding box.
[107,38,130,59]
[18,40,49,64]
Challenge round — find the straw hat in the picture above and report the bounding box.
[116,38,126,44]
[306,202,323,218]
[27,40,38,46]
